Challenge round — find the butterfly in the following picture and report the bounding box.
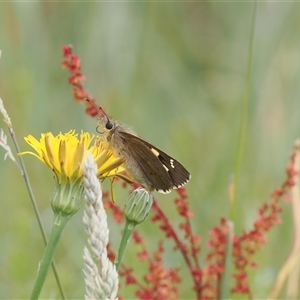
[89,101,191,193]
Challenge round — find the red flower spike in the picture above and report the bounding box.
[174,188,202,282]
[202,218,230,298]
[136,241,180,300]
[132,231,150,261]
[119,266,138,285]
[231,142,299,295]
[61,44,98,117]
[62,44,73,58]
[132,230,144,244]
[137,250,149,261]
[118,234,181,300]
[152,193,203,299]
[104,200,124,224]
[106,243,116,262]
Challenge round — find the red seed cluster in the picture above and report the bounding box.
[62,44,99,117]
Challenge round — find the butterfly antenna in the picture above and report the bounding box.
[83,98,109,119]
[83,98,112,133]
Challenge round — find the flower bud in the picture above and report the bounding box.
[124,188,154,225]
[51,179,84,216]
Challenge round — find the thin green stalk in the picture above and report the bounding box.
[30,212,70,300]
[0,96,66,299]
[115,220,135,271]
[8,125,66,299]
[114,188,153,271]
[231,2,257,221]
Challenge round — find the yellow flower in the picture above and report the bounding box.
[19,130,125,215]
[20,130,125,183]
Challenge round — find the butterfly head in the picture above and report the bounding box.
[95,109,118,140]
[83,98,115,132]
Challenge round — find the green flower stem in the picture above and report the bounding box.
[115,188,153,271]
[30,212,71,300]
[5,116,65,298]
[115,220,136,271]
[231,2,257,221]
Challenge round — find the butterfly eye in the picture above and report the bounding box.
[106,120,114,130]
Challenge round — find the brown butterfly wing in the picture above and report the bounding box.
[120,132,190,193]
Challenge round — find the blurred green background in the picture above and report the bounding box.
[0,2,300,299]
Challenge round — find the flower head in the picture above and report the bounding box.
[19,130,125,215]
[20,130,125,184]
